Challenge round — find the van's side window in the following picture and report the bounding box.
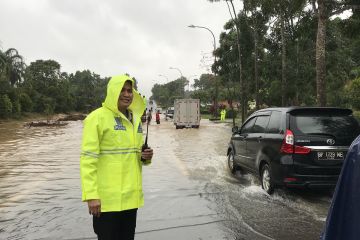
[253,115,270,133]
[241,117,256,134]
[266,111,282,133]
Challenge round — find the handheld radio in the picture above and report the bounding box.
[141,114,150,161]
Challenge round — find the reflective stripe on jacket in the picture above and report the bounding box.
[80,75,147,212]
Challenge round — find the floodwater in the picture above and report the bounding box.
[0,117,332,240]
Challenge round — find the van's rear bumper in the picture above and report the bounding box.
[283,175,339,189]
[272,159,341,189]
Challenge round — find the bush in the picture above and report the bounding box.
[0,94,13,118]
[200,106,210,114]
[226,109,238,118]
[353,110,360,123]
[12,99,21,114]
[19,93,33,112]
[345,77,360,110]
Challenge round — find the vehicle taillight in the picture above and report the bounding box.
[280,129,294,153]
[294,145,311,154]
[280,129,311,154]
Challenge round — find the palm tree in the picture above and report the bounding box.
[0,48,26,86]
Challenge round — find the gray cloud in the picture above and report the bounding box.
[0,0,231,97]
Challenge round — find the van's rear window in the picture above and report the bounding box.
[290,112,359,137]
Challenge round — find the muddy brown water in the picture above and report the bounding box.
[0,118,331,239]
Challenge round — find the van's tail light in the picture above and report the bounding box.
[294,145,311,154]
[280,129,294,153]
[280,129,311,154]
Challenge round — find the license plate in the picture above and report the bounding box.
[317,151,344,160]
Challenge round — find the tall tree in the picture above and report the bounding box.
[24,60,63,112]
[208,0,246,122]
[315,0,327,106]
[151,77,188,107]
[69,70,107,112]
[243,0,270,109]
[0,48,26,86]
[313,0,357,106]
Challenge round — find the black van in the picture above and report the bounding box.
[227,107,360,194]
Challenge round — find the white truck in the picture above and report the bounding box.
[173,99,200,129]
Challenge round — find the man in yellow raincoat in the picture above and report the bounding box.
[220,108,226,121]
[80,75,153,240]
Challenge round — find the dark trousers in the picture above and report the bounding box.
[93,209,138,240]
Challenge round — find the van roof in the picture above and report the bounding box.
[252,107,353,116]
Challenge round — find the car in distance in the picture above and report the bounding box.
[227,107,360,194]
[166,107,174,119]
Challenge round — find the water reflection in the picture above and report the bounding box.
[0,121,90,239]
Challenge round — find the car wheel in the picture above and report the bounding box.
[261,163,274,194]
[227,151,236,174]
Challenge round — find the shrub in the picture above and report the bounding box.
[0,94,13,118]
[19,93,33,112]
[353,110,360,123]
[226,109,238,118]
[345,77,360,110]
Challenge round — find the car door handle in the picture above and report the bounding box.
[233,134,247,139]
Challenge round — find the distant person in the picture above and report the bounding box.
[80,75,153,240]
[320,135,360,240]
[156,110,160,124]
[220,108,226,121]
[147,109,152,123]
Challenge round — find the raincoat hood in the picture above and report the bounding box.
[102,75,145,116]
[321,134,360,240]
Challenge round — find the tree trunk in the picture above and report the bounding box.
[254,30,259,110]
[229,1,245,123]
[316,0,327,106]
[227,85,236,127]
[214,75,219,118]
[295,38,300,105]
[281,16,287,107]
[237,28,244,122]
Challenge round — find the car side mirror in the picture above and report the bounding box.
[232,126,239,133]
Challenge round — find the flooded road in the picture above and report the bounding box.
[0,117,331,239]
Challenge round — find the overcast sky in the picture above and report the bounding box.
[0,0,239,98]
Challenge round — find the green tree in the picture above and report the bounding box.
[19,92,33,112]
[207,0,247,121]
[151,77,187,107]
[344,77,360,110]
[69,70,107,112]
[313,0,356,106]
[24,60,62,113]
[0,48,26,86]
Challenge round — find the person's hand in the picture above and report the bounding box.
[87,199,101,217]
[142,148,153,160]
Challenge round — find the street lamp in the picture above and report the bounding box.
[188,24,218,118]
[169,66,183,78]
[158,74,169,82]
[188,24,216,63]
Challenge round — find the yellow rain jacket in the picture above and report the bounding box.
[80,75,148,212]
